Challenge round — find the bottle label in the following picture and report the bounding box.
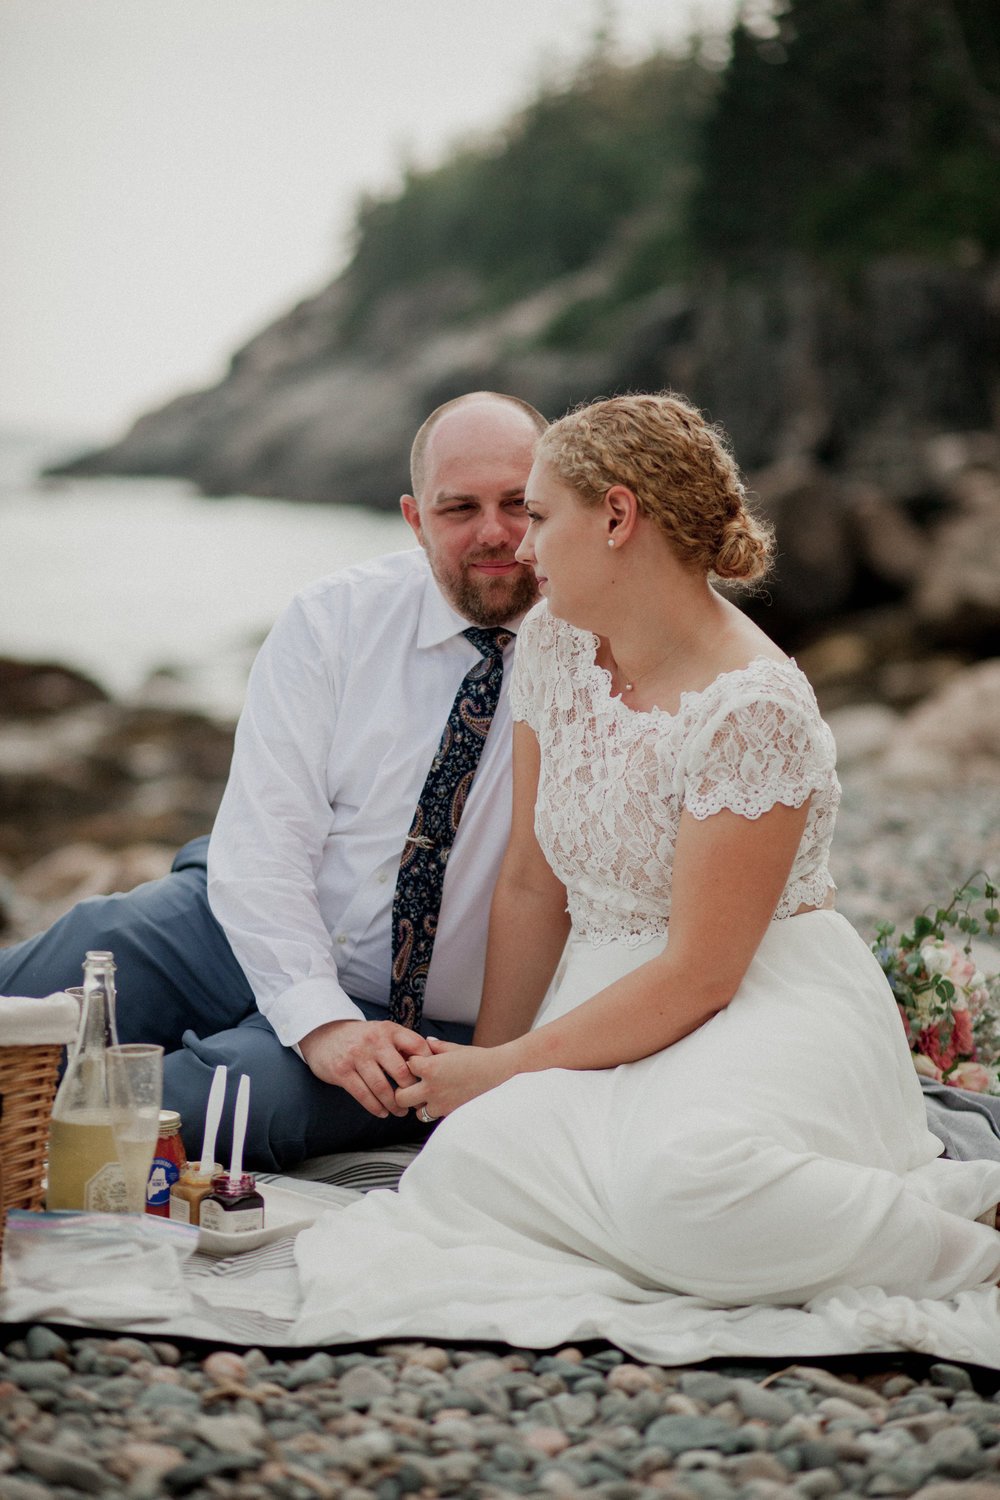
[200,1200,264,1234]
[146,1155,182,1210]
[83,1160,128,1214]
[169,1192,192,1223]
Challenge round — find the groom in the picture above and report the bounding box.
[0,391,546,1170]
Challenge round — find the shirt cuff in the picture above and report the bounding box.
[261,977,368,1048]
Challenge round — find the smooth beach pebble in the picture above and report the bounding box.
[107,1440,186,1482]
[607,1362,655,1392]
[338,1365,395,1405]
[14,1443,108,1494]
[524,1425,572,1456]
[202,1350,248,1385]
[928,1363,976,1393]
[731,1378,797,1424]
[663,1393,708,1417]
[403,1346,450,1371]
[283,1351,336,1388]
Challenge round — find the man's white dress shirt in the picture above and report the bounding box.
[207,549,520,1048]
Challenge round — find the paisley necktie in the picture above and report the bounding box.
[388,626,514,1029]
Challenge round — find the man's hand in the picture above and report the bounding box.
[298,1019,432,1117]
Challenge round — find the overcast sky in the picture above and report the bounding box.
[0,0,742,443]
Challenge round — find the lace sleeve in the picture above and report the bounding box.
[507,603,550,732]
[681,675,836,822]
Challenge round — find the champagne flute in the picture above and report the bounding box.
[107,1044,164,1214]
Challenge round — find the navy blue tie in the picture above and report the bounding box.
[388,627,513,1029]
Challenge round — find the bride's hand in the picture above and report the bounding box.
[396,1037,513,1120]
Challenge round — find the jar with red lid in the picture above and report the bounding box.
[199,1172,265,1233]
[145,1109,187,1216]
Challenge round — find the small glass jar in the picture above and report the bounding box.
[199,1172,265,1234]
[169,1161,222,1226]
[146,1109,187,1216]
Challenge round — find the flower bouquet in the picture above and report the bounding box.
[873,874,1000,1095]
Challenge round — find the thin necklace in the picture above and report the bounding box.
[618,649,679,695]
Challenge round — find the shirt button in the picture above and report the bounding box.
[336,934,347,945]
[377,873,388,884]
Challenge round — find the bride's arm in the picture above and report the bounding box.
[503,797,811,1075]
[473,721,571,1047]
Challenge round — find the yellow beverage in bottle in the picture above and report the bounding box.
[47,1112,128,1212]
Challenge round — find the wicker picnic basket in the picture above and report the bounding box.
[0,993,80,1264]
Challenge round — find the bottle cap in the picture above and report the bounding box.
[185,1160,221,1182]
[157,1109,182,1133]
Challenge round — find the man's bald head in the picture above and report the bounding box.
[410,391,547,501]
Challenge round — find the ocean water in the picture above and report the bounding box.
[0,432,415,717]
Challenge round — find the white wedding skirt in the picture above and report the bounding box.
[294,912,1000,1364]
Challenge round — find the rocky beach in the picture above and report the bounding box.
[1,1325,1000,1499]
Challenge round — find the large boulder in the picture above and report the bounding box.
[882,658,1000,786]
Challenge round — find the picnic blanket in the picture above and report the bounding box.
[3,1114,1000,1368]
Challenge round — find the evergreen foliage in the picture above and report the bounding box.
[338,49,716,339]
[337,1,999,340]
[694,0,1000,265]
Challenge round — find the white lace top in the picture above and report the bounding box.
[508,603,841,945]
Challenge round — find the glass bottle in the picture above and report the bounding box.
[47,950,128,1212]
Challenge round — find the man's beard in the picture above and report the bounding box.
[432,550,540,626]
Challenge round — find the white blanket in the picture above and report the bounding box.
[2,1153,998,1369]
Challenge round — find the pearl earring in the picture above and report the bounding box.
[607,538,614,548]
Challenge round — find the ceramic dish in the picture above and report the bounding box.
[196,1183,328,1256]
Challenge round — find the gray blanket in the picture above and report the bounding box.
[921,1077,1000,1161]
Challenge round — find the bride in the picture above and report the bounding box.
[294,393,1000,1355]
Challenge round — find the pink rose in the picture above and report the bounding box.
[949,1061,992,1092]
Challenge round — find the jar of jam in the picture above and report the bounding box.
[145,1109,187,1216]
[199,1172,265,1234]
[169,1161,222,1226]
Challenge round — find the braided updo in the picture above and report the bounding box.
[536,392,773,584]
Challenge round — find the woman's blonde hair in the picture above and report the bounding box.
[536,392,773,584]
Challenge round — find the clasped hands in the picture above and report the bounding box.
[298,1018,510,1120]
